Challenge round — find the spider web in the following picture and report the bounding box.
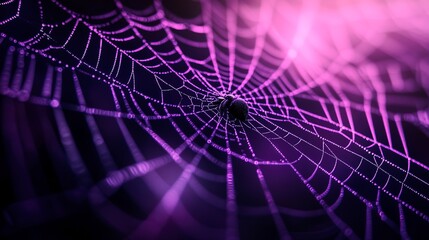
[1,0,429,239]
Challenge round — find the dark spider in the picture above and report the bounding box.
[213,94,249,121]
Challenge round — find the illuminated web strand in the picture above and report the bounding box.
[247,97,429,178]
[127,114,223,239]
[254,108,429,203]
[224,119,239,240]
[248,114,429,224]
[244,118,359,238]
[1,0,429,239]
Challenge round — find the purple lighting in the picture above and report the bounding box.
[1,0,429,239]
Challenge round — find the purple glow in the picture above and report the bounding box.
[1,0,429,239]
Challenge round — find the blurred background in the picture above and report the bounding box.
[1,0,429,239]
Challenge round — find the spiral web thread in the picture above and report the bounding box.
[1,0,429,239]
